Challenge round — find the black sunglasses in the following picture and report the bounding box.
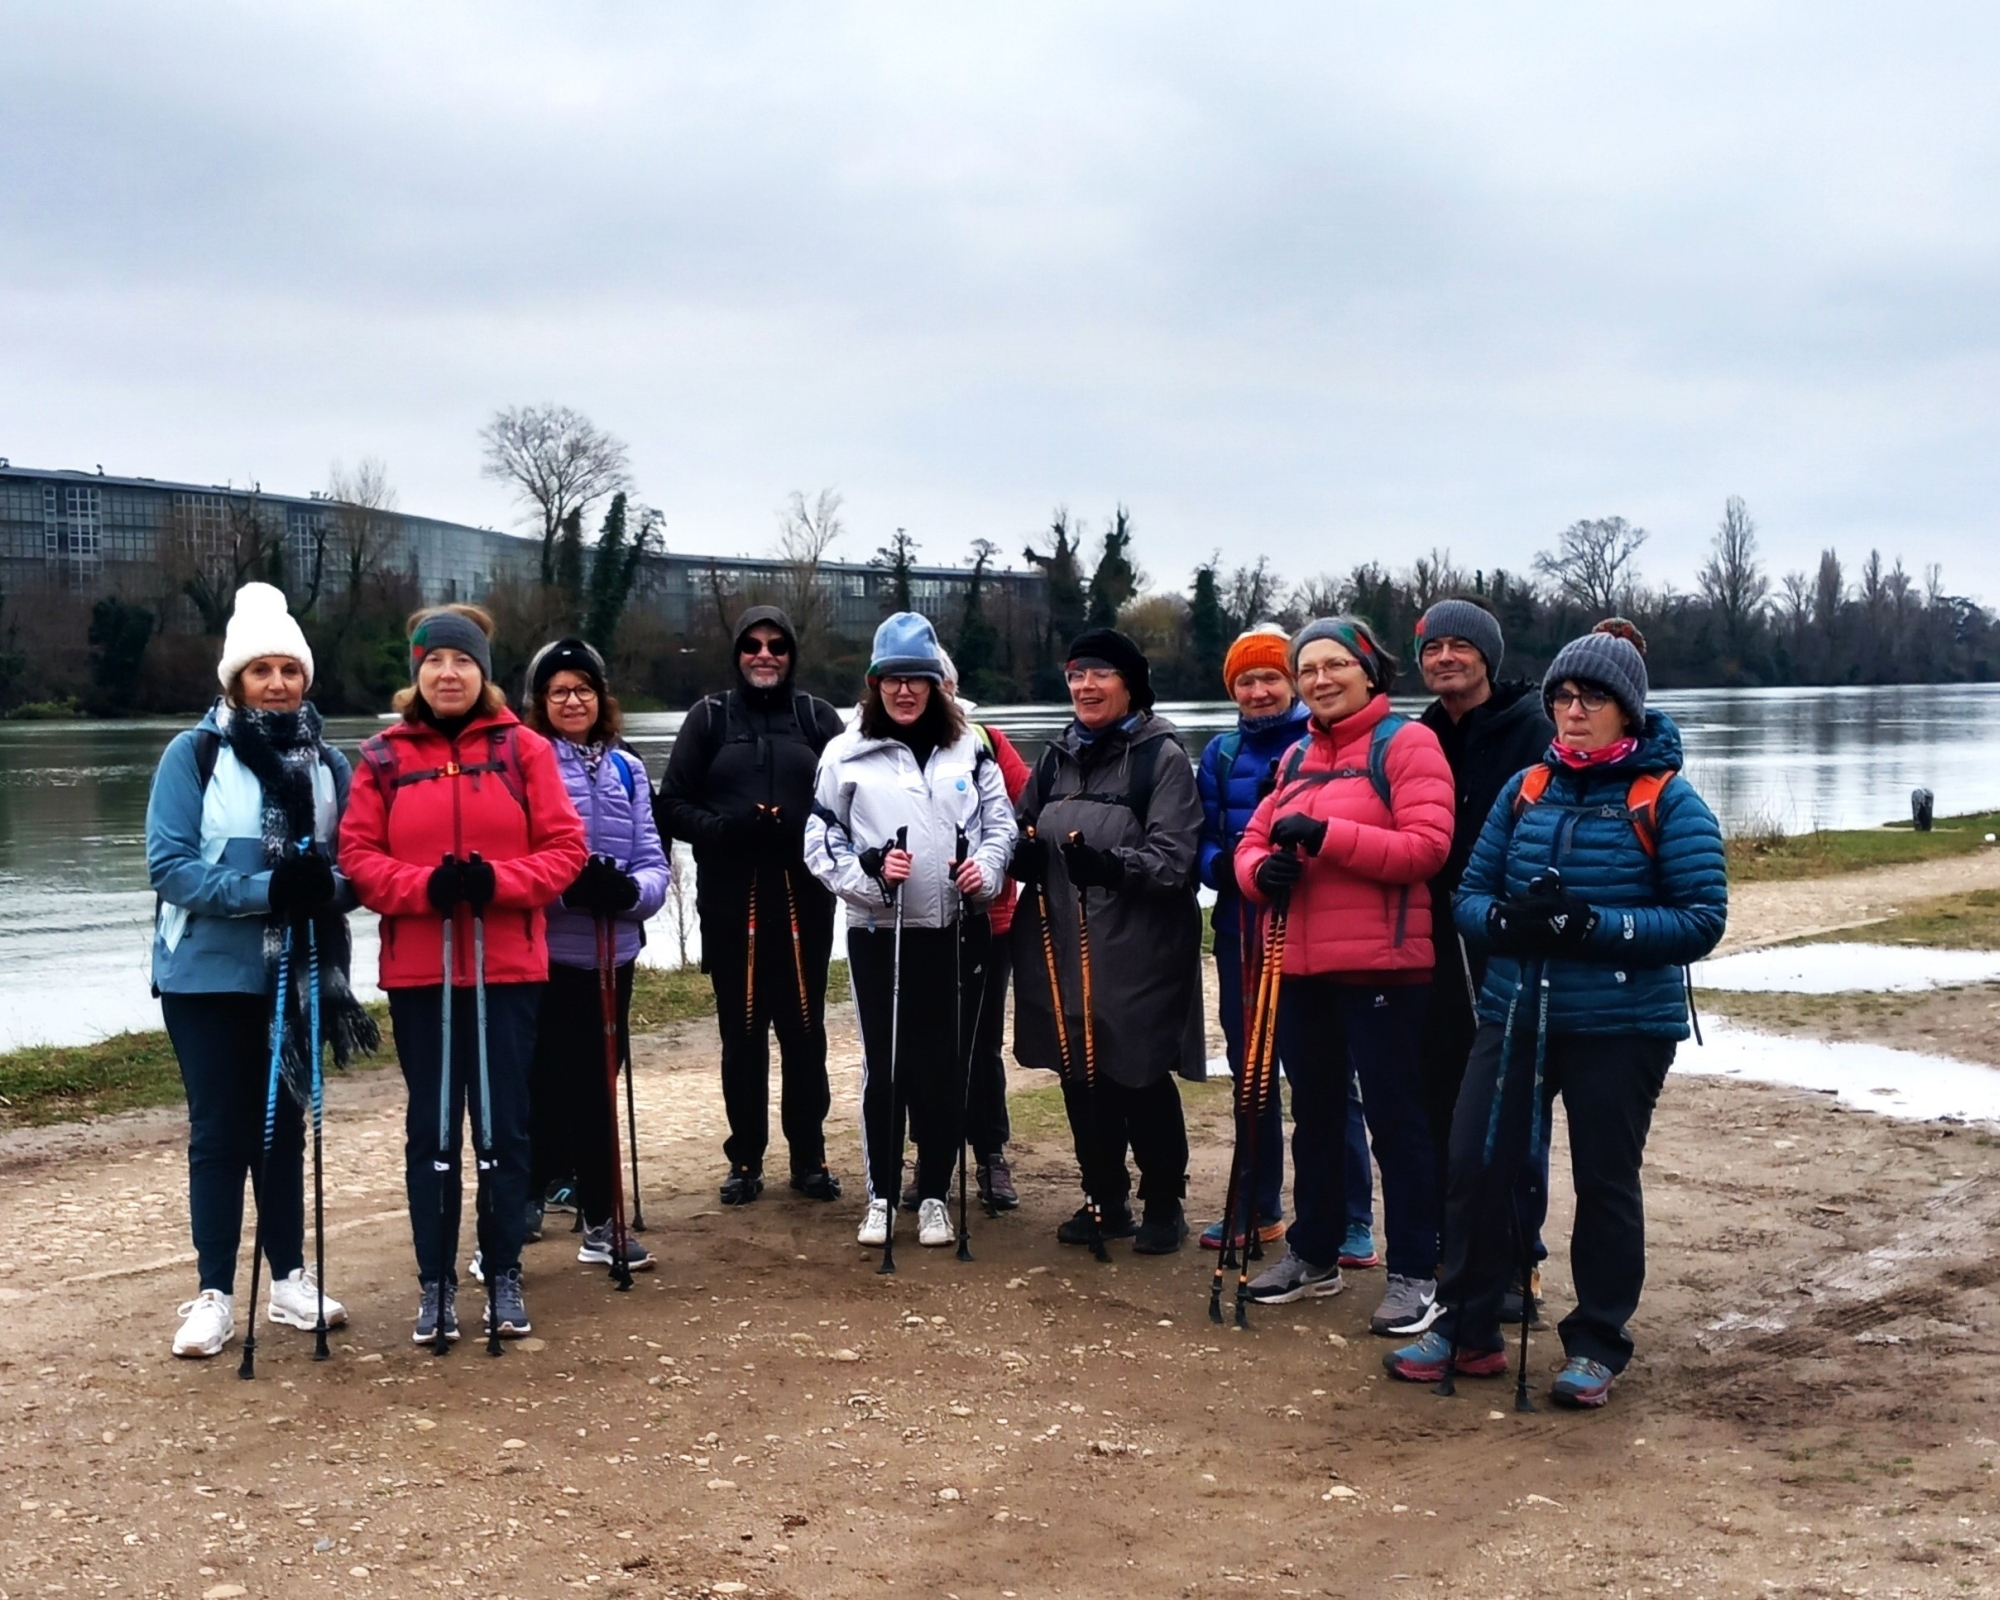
[740,637,791,658]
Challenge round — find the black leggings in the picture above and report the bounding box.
[530,960,635,1228]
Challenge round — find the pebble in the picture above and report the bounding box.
[349,1568,369,1579]
[1322,1485,1359,1501]
[712,1585,749,1596]
[314,1536,335,1552]
[707,1479,738,1491]
[514,1337,547,1352]
[202,1587,247,1600]
[356,1352,384,1364]
[412,1418,436,1431]
[502,1438,527,1450]
[936,1487,961,1501]
[827,1349,860,1362]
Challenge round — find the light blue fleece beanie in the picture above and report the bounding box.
[868,612,946,680]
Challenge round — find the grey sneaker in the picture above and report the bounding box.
[488,1268,531,1337]
[1370,1273,1441,1336]
[413,1280,459,1344]
[1245,1249,1342,1305]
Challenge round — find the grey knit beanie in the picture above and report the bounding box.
[1289,615,1396,694]
[1414,598,1504,676]
[409,608,494,683]
[1543,632,1649,728]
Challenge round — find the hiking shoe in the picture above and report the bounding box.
[1500,1266,1544,1327]
[900,1175,921,1212]
[1370,1274,1441,1337]
[267,1267,348,1331]
[1056,1204,1137,1246]
[1199,1215,1285,1251]
[577,1222,654,1272]
[1133,1202,1190,1255]
[857,1198,891,1248]
[1245,1249,1342,1304]
[918,1197,953,1247]
[1337,1222,1381,1269]
[523,1202,546,1243]
[172,1289,235,1358]
[790,1166,842,1202]
[1382,1329,1506,1383]
[719,1165,763,1206]
[413,1280,459,1345]
[543,1180,578,1214]
[488,1268,531,1337]
[976,1152,1019,1210]
[468,1250,485,1284]
[1551,1356,1615,1409]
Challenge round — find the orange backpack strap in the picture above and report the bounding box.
[1513,765,1553,813]
[1625,771,1673,857]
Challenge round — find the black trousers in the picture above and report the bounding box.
[1061,1074,1189,1213]
[1435,1021,1676,1372]
[529,960,634,1228]
[162,992,305,1296]
[851,919,988,1204]
[389,981,541,1286]
[706,868,834,1175]
[963,932,1014,1158]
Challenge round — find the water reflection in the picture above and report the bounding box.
[1677,1020,2000,1125]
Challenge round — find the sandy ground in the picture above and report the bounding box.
[1720,848,2000,953]
[5,868,2000,1600]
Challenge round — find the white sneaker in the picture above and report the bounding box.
[172,1289,235,1358]
[268,1267,348,1330]
[918,1197,952,1248]
[857,1198,891,1248]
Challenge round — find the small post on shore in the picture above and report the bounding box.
[1912,788,1935,833]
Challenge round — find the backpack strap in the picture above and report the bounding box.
[1276,713,1406,811]
[192,728,221,792]
[357,726,529,815]
[1513,765,1554,813]
[793,691,820,748]
[1032,737,1160,826]
[1512,762,1673,857]
[609,747,637,803]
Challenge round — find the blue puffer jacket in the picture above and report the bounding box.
[1197,702,1310,936]
[1455,711,1727,1039]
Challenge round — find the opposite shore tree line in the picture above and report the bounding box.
[3,404,1995,717]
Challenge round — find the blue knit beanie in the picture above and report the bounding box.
[1543,631,1649,727]
[1414,598,1504,676]
[868,612,946,681]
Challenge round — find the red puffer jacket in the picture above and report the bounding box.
[1235,695,1455,976]
[338,708,588,988]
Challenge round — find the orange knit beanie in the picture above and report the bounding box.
[1222,626,1293,692]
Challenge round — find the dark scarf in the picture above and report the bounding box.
[224,703,380,1095]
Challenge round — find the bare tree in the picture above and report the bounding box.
[164,491,285,633]
[1697,496,1768,656]
[479,404,631,586]
[1533,516,1648,615]
[775,488,844,655]
[317,457,398,622]
[1409,548,1469,611]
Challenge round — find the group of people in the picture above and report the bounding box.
[148,573,1727,1412]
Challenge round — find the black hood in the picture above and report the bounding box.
[733,604,799,700]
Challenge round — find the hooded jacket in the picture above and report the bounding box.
[338,706,588,988]
[1010,710,1206,1088]
[1196,700,1311,937]
[543,739,673,970]
[1235,694,1456,977]
[803,724,1017,931]
[1455,710,1728,1039]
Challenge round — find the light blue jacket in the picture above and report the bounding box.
[146,703,355,996]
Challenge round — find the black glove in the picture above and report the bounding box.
[427,856,465,914]
[1061,836,1125,891]
[1212,840,1238,893]
[1490,875,1597,953]
[461,854,497,913]
[1270,812,1329,857]
[1008,834,1049,886]
[857,845,889,886]
[268,850,336,920]
[563,855,639,913]
[1253,849,1304,897]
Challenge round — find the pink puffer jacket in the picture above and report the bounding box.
[1235,695,1455,976]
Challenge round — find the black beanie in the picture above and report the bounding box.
[1065,627,1154,711]
[527,636,609,701]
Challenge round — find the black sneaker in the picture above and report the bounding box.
[543,1180,578,1214]
[1500,1266,1545,1328]
[489,1268,531,1337]
[977,1152,1019,1211]
[719,1165,764,1206]
[790,1167,842,1202]
[1056,1204,1136,1246]
[900,1175,920,1213]
[413,1280,459,1344]
[1132,1202,1189,1256]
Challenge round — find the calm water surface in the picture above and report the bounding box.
[4,684,1997,1051]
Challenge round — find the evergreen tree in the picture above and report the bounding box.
[1086,505,1139,627]
[1189,560,1226,690]
[873,528,918,614]
[584,492,660,654]
[553,508,586,610]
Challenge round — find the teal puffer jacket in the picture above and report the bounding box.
[1454,711,1727,1039]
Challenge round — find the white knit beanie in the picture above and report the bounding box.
[217,582,314,691]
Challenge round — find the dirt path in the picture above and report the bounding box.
[6,876,2000,1598]
[1721,848,2000,952]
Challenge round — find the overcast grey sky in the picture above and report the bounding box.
[2,3,1995,599]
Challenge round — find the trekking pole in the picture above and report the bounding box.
[1209,906,1262,1323]
[433,878,456,1359]
[951,827,974,1263]
[745,862,759,1037]
[307,913,330,1362]
[1233,869,1291,1329]
[239,923,293,1379]
[879,825,909,1276]
[1026,826,1108,1263]
[1068,831,1114,1265]
[765,805,812,1029]
[1511,1207,1538,1414]
[597,914,634,1292]
[470,863,502,1357]
[621,1039,646,1233]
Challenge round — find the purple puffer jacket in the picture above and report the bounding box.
[545,739,672,970]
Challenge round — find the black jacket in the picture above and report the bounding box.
[655,605,846,913]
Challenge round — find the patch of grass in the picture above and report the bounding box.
[1727,812,2000,884]
[1008,1074,1230,1147]
[629,958,844,1033]
[1808,889,2000,950]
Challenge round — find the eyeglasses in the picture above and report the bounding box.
[881,676,930,693]
[1550,687,1612,713]
[1297,657,1361,681]
[1064,667,1120,687]
[545,685,598,704]
[740,637,791,658]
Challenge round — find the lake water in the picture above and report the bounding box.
[5,683,2000,1052]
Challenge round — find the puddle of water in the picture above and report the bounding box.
[1675,1019,2000,1124]
[1694,943,2000,994]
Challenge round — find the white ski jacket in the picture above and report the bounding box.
[804,726,1018,933]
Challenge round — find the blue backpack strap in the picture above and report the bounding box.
[609,747,637,802]
[1366,712,1407,812]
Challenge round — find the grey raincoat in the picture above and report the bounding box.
[1010,710,1206,1089]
